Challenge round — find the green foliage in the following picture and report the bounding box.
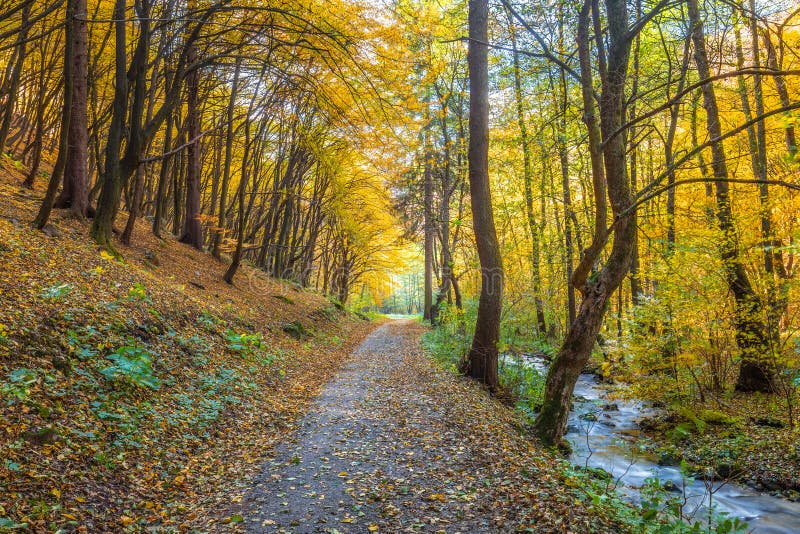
[1,368,38,402]
[101,344,161,390]
[225,330,264,356]
[126,282,151,303]
[0,517,28,530]
[665,407,743,442]
[697,409,740,426]
[198,310,223,330]
[422,301,473,370]
[499,355,546,419]
[425,302,547,416]
[40,283,72,300]
[2,152,25,171]
[499,305,552,350]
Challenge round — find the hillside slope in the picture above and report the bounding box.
[0,167,376,532]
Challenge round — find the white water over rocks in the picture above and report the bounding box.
[519,355,800,533]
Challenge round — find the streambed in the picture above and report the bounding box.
[519,356,800,533]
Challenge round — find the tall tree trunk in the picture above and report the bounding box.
[54,0,89,218]
[179,0,204,250]
[747,0,783,347]
[90,0,129,251]
[423,131,434,322]
[687,0,773,393]
[689,89,715,221]
[431,85,454,325]
[462,0,504,391]
[223,117,252,284]
[152,112,173,237]
[664,36,692,253]
[121,163,144,244]
[557,64,577,327]
[628,0,642,305]
[508,10,546,334]
[213,58,241,258]
[34,0,76,229]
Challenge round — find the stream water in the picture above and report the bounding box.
[519,356,800,533]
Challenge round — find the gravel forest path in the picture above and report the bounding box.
[237,319,617,533]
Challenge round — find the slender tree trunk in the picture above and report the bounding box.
[557,63,577,327]
[152,112,173,237]
[423,132,434,322]
[90,0,129,250]
[628,0,642,305]
[0,2,30,152]
[213,58,241,258]
[508,11,546,334]
[746,0,783,348]
[223,118,252,284]
[689,89,715,221]
[664,36,692,253]
[687,0,773,393]
[121,163,144,244]
[23,39,53,189]
[461,0,503,391]
[34,0,76,229]
[763,30,796,158]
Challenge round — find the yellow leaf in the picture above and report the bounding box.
[341,517,354,523]
[51,488,61,499]
[338,471,348,477]
[368,525,379,532]
[120,515,134,526]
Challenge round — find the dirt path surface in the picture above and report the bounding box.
[238,320,619,533]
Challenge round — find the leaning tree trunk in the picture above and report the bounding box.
[534,0,636,446]
[462,0,504,391]
[687,0,773,393]
[223,117,252,284]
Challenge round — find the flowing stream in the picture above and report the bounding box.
[519,356,800,533]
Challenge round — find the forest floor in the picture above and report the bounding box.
[231,320,622,534]
[0,167,625,532]
[0,167,376,531]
